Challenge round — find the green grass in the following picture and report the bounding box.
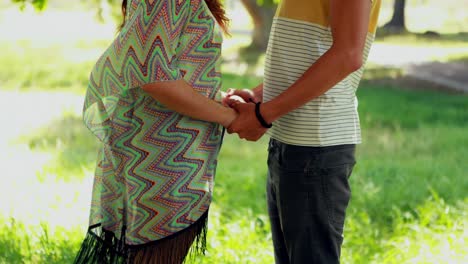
[1,35,467,264]
[444,55,468,65]
[3,81,467,263]
[0,218,83,263]
[0,40,106,92]
[18,114,98,183]
[352,85,467,216]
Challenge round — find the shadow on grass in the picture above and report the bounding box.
[6,72,467,263]
[357,83,468,129]
[219,73,468,260]
[215,83,468,216]
[375,30,468,46]
[448,54,468,65]
[349,85,467,234]
[20,114,98,182]
[219,72,468,260]
[212,80,468,262]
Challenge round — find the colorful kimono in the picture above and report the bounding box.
[74,0,223,262]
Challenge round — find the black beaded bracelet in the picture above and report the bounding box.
[255,102,273,128]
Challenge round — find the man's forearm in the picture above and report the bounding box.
[260,0,371,124]
[261,46,362,124]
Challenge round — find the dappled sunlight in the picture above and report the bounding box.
[362,64,404,81]
[0,91,83,140]
[377,0,468,33]
[0,42,102,91]
[376,197,467,264]
[0,1,467,262]
[20,115,98,182]
[0,90,94,231]
[0,143,93,231]
[368,43,468,67]
[343,195,467,264]
[0,156,93,230]
[0,7,114,44]
[198,203,273,264]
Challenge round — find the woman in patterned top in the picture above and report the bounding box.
[74,0,240,263]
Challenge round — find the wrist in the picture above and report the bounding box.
[220,107,236,127]
[260,101,278,124]
[255,102,273,128]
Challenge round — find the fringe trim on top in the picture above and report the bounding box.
[73,211,209,264]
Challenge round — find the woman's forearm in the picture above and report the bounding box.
[142,80,236,127]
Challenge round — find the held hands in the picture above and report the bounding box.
[222,88,269,141]
[222,88,261,105]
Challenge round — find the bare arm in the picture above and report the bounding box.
[142,80,237,127]
[260,0,372,123]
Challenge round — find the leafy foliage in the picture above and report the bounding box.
[11,0,46,10]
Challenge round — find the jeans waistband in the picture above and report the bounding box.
[269,138,355,153]
[268,138,356,169]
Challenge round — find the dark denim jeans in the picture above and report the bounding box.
[267,139,356,264]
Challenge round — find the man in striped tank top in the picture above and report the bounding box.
[225,0,381,263]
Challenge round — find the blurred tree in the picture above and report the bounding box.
[240,0,277,51]
[383,0,406,32]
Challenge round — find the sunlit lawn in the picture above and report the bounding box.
[1,2,468,264]
[2,76,467,264]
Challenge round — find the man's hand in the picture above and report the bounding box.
[226,102,268,141]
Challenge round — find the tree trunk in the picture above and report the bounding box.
[240,0,277,51]
[384,0,406,32]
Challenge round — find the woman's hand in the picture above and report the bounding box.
[222,93,247,107]
[223,88,261,105]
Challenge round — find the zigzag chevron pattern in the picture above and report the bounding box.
[84,0,223,245]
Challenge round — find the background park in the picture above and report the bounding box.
[0,0,467,263]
